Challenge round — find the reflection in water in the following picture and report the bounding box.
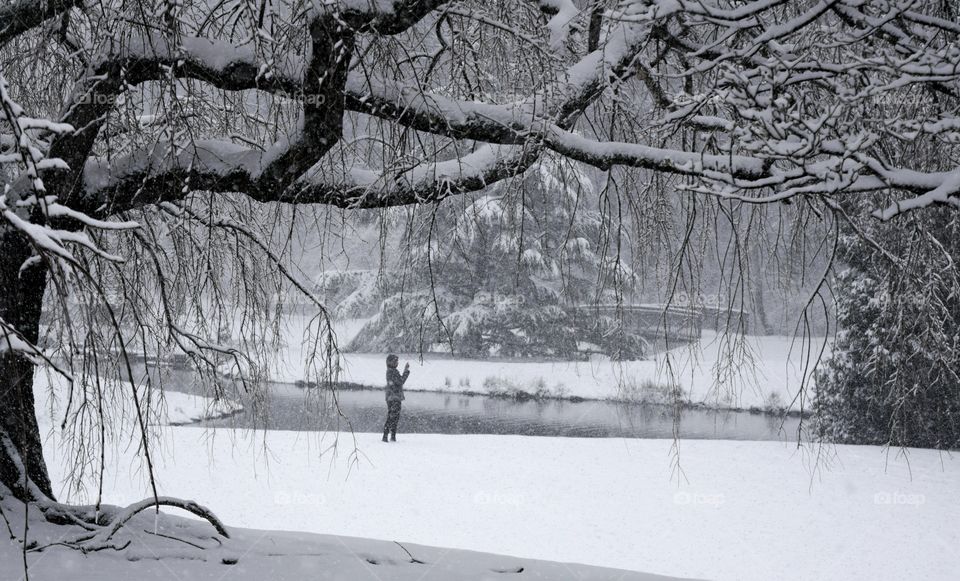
[144,365,804,441]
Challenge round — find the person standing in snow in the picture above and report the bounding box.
[383,354,410,442]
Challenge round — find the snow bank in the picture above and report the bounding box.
[0,500,688,580]
[32,371,242,428]
[162,390,243,425]
[37,426,960,581]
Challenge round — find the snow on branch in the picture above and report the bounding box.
[9,0,960,222]
[534,0,580,50]
[336,0,452,34]
[0,0,82,45]
[3,204,115,261]
[873,169,960,221]
[297,143,544,207]
[79,137,540,211]
[0,316,75,379]
[0,74,71,194]
[1,73,138,280]
[47,496,230,553]
[345,74,767,179]
[77,3,655,211]
[543,127,766,177]
[90,33,305,95]
[0,317,40,356]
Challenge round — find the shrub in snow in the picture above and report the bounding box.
[815,212,960,449]
[763,392,785,415]
[617,376,687,406]
[480,375,567,400]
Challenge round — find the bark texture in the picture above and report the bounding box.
[0,228,54,500]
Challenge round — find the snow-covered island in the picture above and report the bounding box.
[268,317,823,414]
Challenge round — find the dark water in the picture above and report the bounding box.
[143,365,805,441]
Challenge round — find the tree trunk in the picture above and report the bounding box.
[752,286,773,335]
[0,228,54,501]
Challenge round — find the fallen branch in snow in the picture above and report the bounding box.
[32,497,230,554]
[141,528,211,550]
[93,497,228,541]
[394,540,426,564]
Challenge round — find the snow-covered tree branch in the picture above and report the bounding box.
[0,0,82,45]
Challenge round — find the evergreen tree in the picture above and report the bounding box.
[815,210,960,448]
[350,156,646,358]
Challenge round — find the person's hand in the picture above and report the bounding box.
[404,362,410,372]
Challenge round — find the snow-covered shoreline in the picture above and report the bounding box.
[271,317,829,413]
[162,390,244,425]
[298,378,812,418]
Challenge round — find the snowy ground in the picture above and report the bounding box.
[161,390,243,425]
[273,316,828,411]
[0,503,689,581]
[27,387,960,581]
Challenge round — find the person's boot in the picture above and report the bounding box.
[382,430,389,442]
[390,431,397,442]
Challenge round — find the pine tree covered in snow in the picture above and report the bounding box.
[815,210,960,449]
[350,156,646,358]
[315,269,393,318]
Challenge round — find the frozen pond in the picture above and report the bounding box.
[143,365,805,441]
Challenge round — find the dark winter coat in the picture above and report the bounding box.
[385,367,409,402]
